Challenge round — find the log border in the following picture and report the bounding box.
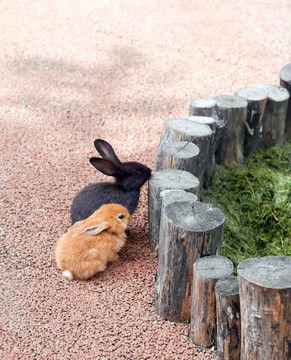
[150,64,291,359]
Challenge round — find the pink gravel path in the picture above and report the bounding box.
[1,0,290,359]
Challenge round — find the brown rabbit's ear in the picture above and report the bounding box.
[90,157,122,176]
[77,222,110,236]
[69,219,87,233]
[94,139,122,166]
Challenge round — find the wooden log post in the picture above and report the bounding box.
[214,95,248,165]
[234,87,268,156]
[154,118,213,186]
[215,275,241,360]
[148,169,200,253]
[187,116,216,186]
[190,256,234,348]
[237,256,291,360]
[162,141,200,176]
[155,201,225,323]
[256,84,289,148]
[189,98,217,118]
[157,189,198,254]
[280,63,291,141]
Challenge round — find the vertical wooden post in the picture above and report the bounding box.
[148,169,199,254]
[214,95,248,165]
[155,201,225,323]
[159,189,198,253]
[190,256,233,348]
[237,256,291,360]
[187,115,217,186]
[280,63,291,141]
[189,98,217,117]
[215,275,241,360]
[162,141,200,176]
[154,118,212,172]
[234,87,267,156]
[256,84,289,148]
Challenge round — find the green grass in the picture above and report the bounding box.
[204,142,291,271]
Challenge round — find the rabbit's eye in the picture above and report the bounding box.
[118,214,124,220]
[135,170,142,176]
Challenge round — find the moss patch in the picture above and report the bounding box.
[204,142,291,271]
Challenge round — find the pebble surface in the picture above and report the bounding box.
[1,0,290,358]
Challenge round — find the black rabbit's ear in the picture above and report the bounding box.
[94,139,122,166]
[90,157,122,176]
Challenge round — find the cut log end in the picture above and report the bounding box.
[187,115,216,127]
[214,94,248,109]
[280,63,291,84]
[256,83,289,102]
[163,141,200,158]
[164,201,225,232]
[194,255,234,279]
[237,255,291,289]
[189,98,217,117]
[165,118,213,137]
[235,87,268,102]
[190,98,217,109]
[149,168,200,191]
[160,189,198,205]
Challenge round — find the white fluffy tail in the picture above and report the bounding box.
[62,270,73,280]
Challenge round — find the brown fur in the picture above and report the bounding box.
[55,204,131,280]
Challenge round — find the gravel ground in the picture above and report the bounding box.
[1,0,290,359]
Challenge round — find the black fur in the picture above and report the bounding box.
[71,139,151,224]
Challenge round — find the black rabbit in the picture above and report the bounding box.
[71,139,151,224]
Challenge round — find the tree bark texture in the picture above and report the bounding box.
[280,63,291,141]
[155,201,225,323]
[237,256,291,360]
[190,256,234,348]
[235,87,268,156]
[256,84,289,148]
[148,169,200,254]
[215,275,241,360]
[214,95,248,165]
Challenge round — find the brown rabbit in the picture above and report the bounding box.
[55,204,131,280]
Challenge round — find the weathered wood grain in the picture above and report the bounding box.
[189,98,217,118]
[214,95,248,165]
[154,118,213,188]
[215,275,241,360]
[256,84,289,148]
[155,201,225,323]
[235,87,267,156]
[148,169,199,253]
[190,255,233,347]
[237,256,291,360]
